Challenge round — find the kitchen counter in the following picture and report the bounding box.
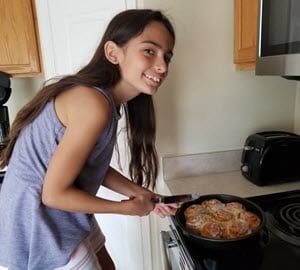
[162,170,300,198]
[159,150,300,198]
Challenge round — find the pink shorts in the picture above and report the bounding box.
[55,216,105,270]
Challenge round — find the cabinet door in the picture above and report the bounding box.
[35,0,136,79]
[234,0,258,70]
[0,0,41,77]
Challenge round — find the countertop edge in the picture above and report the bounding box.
[159,170,300,198]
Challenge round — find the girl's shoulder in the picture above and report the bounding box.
[55,85,111,128]
[61,85,109,102]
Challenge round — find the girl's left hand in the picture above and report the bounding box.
[152,203,179,218]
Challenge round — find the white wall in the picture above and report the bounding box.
[7,76,44,123]
[142,0,297,157]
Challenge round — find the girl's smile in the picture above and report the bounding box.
[144,73,161,84]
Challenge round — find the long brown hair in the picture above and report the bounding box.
[0,9,175,190]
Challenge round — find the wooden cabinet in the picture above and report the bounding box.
[0,0,42,77]
[234,0,258,70]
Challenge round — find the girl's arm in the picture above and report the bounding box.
[41,86,153,216]
[103,167,179,217]
[102,167,153,197]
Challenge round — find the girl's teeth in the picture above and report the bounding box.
[145,74,160,82]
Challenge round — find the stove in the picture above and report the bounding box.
[162,190,300,270]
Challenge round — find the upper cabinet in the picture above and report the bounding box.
[0,0,42,77]
[234,0,258,70]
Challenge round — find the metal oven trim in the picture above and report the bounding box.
[160,222,196,270]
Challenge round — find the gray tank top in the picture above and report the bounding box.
[0,87,120,269]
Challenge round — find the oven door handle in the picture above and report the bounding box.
[160,231,172,270]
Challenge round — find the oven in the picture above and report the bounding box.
[160,189,300,270]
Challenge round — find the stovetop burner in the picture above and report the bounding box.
[265,195,300,246]
[278,202,300,235]
[277,203,300,233]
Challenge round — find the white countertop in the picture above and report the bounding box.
[161,170,300,198]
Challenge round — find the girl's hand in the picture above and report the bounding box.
[152,203,179,218]
[121,193,155,216]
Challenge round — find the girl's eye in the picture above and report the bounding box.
[145,49,155,55]
[164,56,172,64]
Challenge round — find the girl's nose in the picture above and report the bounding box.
[155,57,168,74]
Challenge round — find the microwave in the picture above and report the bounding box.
[255,0,300,80]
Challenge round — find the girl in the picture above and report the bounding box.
[0,9,177,270]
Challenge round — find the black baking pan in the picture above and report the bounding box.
[175,193,265,250]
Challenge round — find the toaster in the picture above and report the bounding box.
[241,131,300,186]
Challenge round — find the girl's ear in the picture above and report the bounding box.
[104,41,120,64]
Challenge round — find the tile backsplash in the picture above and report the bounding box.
[162,149,243,180]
